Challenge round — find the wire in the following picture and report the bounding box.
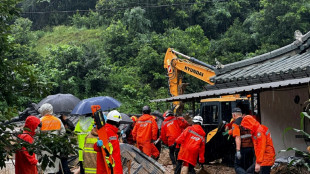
[21,0,228,14]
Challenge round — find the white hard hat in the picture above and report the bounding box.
[107,110,122,122]
[193,115,203,125]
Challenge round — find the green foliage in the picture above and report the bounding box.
[20,0,97,29]
[123,7,151,34]
[248,0,310,46]
[0,124,78,170]
[102,20,130,65]
[11,17,35,45]
[71,11,103,29]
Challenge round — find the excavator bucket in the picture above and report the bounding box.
[206,128,218,143]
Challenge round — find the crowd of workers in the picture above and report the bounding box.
[14,102,276,174]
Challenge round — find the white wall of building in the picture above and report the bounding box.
[260,85,309,157]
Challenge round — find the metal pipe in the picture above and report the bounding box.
[171,49,216,71]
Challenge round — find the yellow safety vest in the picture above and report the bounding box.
[74,117,94,161]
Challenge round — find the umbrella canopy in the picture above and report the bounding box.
[37,93,81,114]
[71,96,121,115]
[120,113,133,124]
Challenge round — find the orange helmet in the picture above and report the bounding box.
[131,116,137,122]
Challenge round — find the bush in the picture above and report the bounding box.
[71,11,103,29]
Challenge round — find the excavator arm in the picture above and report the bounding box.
[164,48,216,113]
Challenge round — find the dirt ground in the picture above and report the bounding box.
[158,148,309,174]
[158,148,235,174]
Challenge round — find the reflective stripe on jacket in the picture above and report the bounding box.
[176,124,206,166]
[94,123,123,174]
[160,116,189,146]
[132,114,158,143]
[75,117,94,161]
[41,115,61,131]
[83,128,98,174]
[241,115,275,166]
[232,117,253,148]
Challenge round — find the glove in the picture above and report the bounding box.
[255,163,260,172]
[222,130,229,136]
[97,139,103,147]
[236,150,241,160]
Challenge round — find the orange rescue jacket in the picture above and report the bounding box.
[132,114,158,143]
[241,115,275,166]
[160,116,189,146]
[176,124,206,166]
[94,123,123,174]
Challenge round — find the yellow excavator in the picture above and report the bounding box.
[164,48,250,164]
[164,48,216,113]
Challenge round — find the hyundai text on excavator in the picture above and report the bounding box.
[164,48,250,164]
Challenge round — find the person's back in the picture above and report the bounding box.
[83,127,98,174]
[241,115,275,174]
[176,124,206,165]
[175,116,206,174]
[15,116,41,174]
[161,110,189,168]
[133,114,158,143]
[132,106,158,157]
[255,124,275,166]
[161,115,189,146]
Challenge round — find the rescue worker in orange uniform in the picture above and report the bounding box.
[161,110,189,168]
[132,105,159,159]
[15,116,41,174]
[175,116,206,174]
[230,108,255,174]
[241,115,275,174]
[94,110,123,174]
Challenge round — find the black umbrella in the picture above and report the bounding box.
[37,93,81,114]
[101,112,132,124]
[120,113,133,124]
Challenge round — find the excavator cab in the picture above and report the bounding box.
[199,96,250,165]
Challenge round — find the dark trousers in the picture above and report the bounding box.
[79,161,85,174]
[260,166,271,174]
[56,157,71,174]
[234,147,255,174]
[174,160,195,174]
[169,144,180,165]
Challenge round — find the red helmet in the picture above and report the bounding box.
[163,110,173,118]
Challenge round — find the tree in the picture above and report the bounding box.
[123,7,151,34]
[248,0,310,46]
[0,0,50,119]
[21,0,97,29]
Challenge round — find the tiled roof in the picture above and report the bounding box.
[151,31,310,103]
[207,31,310,90]
[151,77,310,102]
